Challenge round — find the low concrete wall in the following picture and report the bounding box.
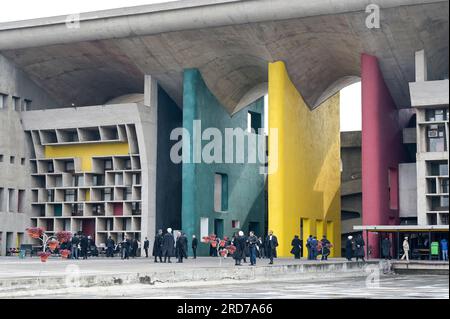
[0,261,379,293]
[392,261,449,275]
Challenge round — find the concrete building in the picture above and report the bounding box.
[409,50,449,226]
[0,0,449,257]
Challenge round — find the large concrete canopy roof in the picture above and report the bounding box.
[0,0,448,112]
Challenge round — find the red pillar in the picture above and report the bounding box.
[361,54,407,258]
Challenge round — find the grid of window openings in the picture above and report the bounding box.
[420,108,449,225]
[26,124,143,246]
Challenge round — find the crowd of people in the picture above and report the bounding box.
[55,229,449,264]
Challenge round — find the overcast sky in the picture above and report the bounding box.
[0,0,361,132]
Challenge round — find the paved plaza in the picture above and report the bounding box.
[4,274,449,299]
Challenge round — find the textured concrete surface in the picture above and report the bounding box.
[0,0,447,112]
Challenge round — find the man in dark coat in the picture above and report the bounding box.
[345,235,354,261]
[265,230,279,265]
[131,238,139,258]
[291,235,302,259]
[176,232,188,263]
[306,235,313,260]
[355,234,366,262]
[71,234,80,259]
[143,237,150,258]
[233,231,246,266]
[80,235,89,260]
[247,231,258,266]
[153,229,163,262]
[162,228,175,263]
[106,236,115,258]
[382,237,392,260]
[191,235,198,259]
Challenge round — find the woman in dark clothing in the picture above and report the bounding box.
[290,235,302,259]
[345,236,354,261]
[355,234,366,262]
[233,231,246,266]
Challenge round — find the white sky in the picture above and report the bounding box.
[0,1,362,132]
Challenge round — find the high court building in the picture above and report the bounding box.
[0,0,448,257]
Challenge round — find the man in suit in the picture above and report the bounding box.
[143,237,150,258]
[265,230,279,265]
[192,235,198,259]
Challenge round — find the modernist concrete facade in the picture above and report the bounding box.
[0,0,449,257]
[409,50,449,226]
[0,55,57,256]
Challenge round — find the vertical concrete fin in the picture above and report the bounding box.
[415,50,428,82]
[144,75,158,107]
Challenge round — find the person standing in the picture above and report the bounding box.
[306,235,313,260]
[162,228,175,263]
[311,236,318,260]
[345,236,354,261]
[320,235,331,261]
[401,237,410,262]
[381,237,392,260]
[247,231,258,266]
[191,235,198,259]
[257,237,265,259]
[233,231,246,266]
[265,230,279,265]
[131,238,139,258]
[106,236,115,258]
[290,235,302,259]
[80,235,89,260]
[441,238,448,261]
[153,229,163,263]
[71,234,80,260]
[121,236,130,260]
[355,234,365,262]
[176,232,188,263]
[143,237,150,258]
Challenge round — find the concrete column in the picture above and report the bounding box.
[415,50,428,82]
[144,75,158,108]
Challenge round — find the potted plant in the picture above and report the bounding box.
[38,251,51,263]
[60,249,71,259]
[226,245,236,255]
[56,231,72,244]
[220,249,228,257]
[47,239,59,251]
[26,227,44,239]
